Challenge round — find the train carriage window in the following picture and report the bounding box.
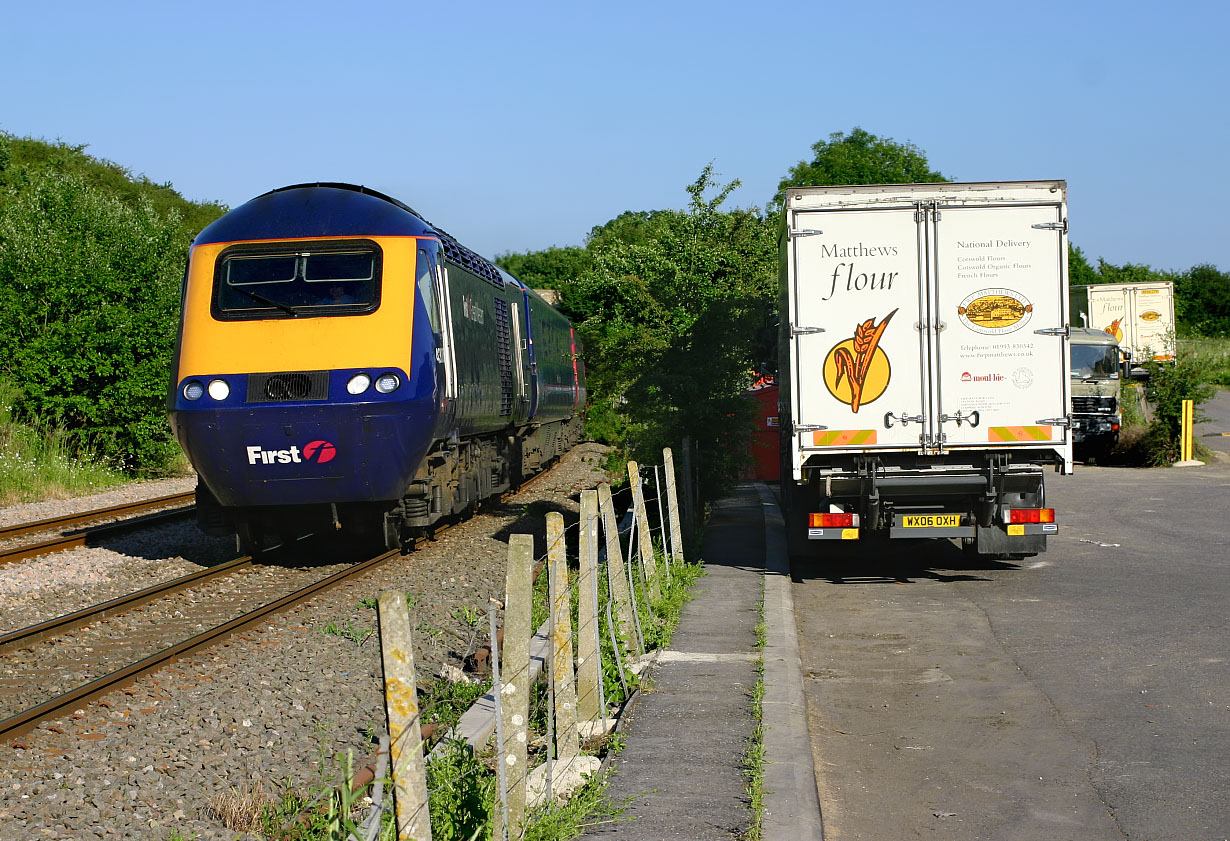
[213,241,381,320]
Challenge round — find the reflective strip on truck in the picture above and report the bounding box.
[988,425,1053,442]
[811,429,878,447]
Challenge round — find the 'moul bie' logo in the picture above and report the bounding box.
[1139,310,1161,322]
[956,288,1033,335]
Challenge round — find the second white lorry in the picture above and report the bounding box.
[779,181,1073,559]
[1084,280,1176,371]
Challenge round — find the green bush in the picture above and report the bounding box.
[1139,357,1216,465]
[0,170,187,471]
[559,166,777,500]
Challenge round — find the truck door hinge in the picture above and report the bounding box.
[789,228,823,240]
[794,424,828,434]
[1032,220,1067,233]
[1036,416,1071,427]
[914,320,946,333]
[1034,326,1070,337]
[790,323,826,336]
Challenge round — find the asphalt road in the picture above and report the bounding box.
[1198,387,1230,455]
[791,460,1230,840]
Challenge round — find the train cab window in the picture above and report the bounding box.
[416,248,440,333]
[213,241,381,320]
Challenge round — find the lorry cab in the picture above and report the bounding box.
[1069,327,1122,462]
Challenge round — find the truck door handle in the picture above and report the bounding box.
[939,410,980,428]
[884,412,925,428]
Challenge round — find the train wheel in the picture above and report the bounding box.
[236,522,263,556]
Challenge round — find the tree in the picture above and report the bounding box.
[560,166,777,497]
[1174,263,1230,337]
[0,171,186,470]
[1068,245,1098,287]
[495,245,590,290]
[0,133,225,241]
[770,127,948,210]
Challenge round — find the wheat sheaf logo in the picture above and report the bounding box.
[1103,318,1124,342]
[823,309,897,413]
[1140,310,1161,322]
[956,288,1033,335]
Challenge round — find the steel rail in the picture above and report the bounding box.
[0,491,196,542]
[0,503,196,568]
[0,555,256,654]
[0,548,398,742]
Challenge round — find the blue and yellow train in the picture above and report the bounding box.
[168,183,585,551]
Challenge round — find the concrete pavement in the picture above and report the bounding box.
[581,484,822,840]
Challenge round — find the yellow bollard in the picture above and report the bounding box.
[1181,399,1194,462]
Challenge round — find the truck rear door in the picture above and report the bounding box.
[790,205,928,451]
[930,204,1069,450]
[788,187,1070,458]
[1129,283,1175,362]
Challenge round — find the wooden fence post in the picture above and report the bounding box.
[663,447,685,565]
[377,592,432,841]
[627,461,661,602]
[499,534,534,840]
[546,513,580,763]
[598,483,639,656]
[576,491,602,724]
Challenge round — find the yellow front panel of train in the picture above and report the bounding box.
[177,237,417,379]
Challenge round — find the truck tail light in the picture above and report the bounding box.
[809,513,856,528]
[1009,508,1055,524]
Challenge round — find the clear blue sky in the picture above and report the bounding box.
[3,0,1226,272]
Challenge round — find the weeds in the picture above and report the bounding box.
[0,380,126,504]
[204,780,267,833]
[320,620,374,647]
[743,575,767,841]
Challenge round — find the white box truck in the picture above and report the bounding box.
[1084,281,1176,369]
[779,181,1072,559]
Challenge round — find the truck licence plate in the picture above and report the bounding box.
[902,514,961,528]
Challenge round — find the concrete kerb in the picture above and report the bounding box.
[755,483,825,841]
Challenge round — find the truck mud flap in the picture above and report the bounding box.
[974,523,1052,556]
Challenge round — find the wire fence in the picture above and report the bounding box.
[270,446,696,841]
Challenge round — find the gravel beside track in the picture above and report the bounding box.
[0,478,197,530]
[0,443,612,840]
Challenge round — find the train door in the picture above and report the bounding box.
[509,299,530,422]
[521,290,540,419]
[417,243,456,431]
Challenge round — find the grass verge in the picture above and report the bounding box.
[0,400,126,504]
[743,572,767,841]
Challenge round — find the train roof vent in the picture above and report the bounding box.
[436,228,504,288]
[247,371,330,403]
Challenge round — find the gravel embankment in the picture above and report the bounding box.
[0,443,612,840]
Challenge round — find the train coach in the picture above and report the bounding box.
[168,183,585,552]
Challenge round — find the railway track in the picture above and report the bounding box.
[0,491,196,567]
[0,458,572,744]
[0,540,398,742]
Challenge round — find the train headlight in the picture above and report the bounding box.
[347,373,372,395]
[183,381,205,401]
[207,379,230,401]
[375,373,400,394]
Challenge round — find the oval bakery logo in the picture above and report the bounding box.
[956,288,1033,335]
[1140,310,1161,322]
